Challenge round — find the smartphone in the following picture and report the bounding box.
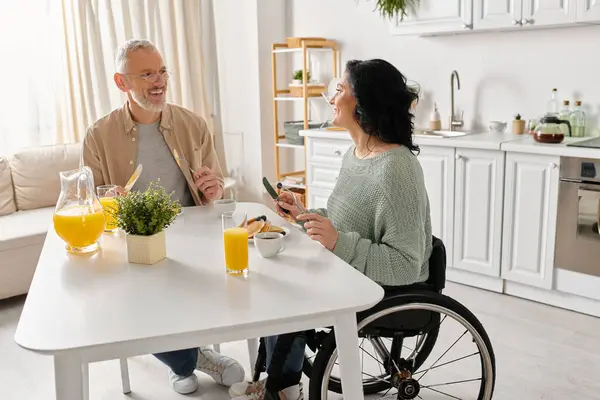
[263,177,291,214]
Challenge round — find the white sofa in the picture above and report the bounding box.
[0,144,80,300]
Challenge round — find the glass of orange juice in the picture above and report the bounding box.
[222,211,248,276]
[97,185,119,233]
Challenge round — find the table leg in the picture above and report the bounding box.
[246,338,259,376]
[82,363,89,400]
[120,358,131,394]
[54,354,84,400]
[333,313,364,400]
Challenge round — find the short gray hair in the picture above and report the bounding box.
[115,39,159,73]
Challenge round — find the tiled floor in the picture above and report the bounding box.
[1,282,599,399]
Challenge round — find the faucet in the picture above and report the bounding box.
[449,70,464,131]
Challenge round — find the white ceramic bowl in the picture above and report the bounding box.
[489,121,507,133]
[212,199,236,217]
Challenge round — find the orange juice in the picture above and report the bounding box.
[99,197,118,231]
[223,227,249,275]
[53,206,106,253]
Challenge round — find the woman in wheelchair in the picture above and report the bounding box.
[231,60,496,400]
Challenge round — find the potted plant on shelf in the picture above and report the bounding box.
[113,181,181,265]
[513,113,526,135]
[291,69,311,85]
[371,0,420,21]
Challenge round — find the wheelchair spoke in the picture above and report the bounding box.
[417,329,468,382]
[413,351,480,375]
[421,386,463,400]
[422,377,483,389]
[360,342,387,368]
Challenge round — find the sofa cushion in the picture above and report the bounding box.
[10,143,81,211]
[0,157,16,216]
[0,207,55,252]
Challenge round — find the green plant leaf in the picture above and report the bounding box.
[113,181,181,236]
[369,0,420,21]
[292,69,311,82]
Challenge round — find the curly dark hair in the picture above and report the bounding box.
[345,59,420,154]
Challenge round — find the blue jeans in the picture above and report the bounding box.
[154,348,198,377]
[265,335,306,374]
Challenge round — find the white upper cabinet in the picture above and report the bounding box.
[473,0,522,30]
[522,0,576,27]
[390,0,474,35]
[577,0,600,21]
[392,0,594,35]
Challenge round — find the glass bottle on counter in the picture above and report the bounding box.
[570,101,586,137]
[558,100,571,135]
[546,88,559,116]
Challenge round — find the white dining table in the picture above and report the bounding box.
[14,202,384,400]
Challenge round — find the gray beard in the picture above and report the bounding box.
[131,90,165,112]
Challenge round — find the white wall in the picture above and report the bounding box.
[288,0,600,136]
[213,0,287,202]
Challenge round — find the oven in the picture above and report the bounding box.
[555,157,600,276]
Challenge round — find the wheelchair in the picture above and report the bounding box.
[251,237,496,400]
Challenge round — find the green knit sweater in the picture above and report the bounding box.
[308,146,432,286]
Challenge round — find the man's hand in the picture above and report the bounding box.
[106,186,127,196]
[193,166,223,203]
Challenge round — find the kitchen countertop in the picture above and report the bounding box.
[500,136,600,159]
[300,128,600,159]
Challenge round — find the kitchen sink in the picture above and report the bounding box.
[414,130,468,138]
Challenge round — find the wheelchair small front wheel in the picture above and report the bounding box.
[308,292,496,400]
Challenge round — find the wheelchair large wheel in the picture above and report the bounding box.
[309,292,496,400]
[303,325,439,395]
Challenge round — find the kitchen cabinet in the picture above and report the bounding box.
[577,0,600,21]
[307,186,332,210]
[522,0,576,27]
[501,153,560,289]
[393,0,583,36]
[473,0,522,30]
[390,0,474,36]
[417,146,455,267]
[474,0,575,31]
[452,149,504,277]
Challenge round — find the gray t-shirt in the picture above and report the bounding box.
[132,122,195,207]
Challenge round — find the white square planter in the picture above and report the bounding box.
[126,230,166,265]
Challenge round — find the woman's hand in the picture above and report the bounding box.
[297,213,339,251]
[274,191,303,220]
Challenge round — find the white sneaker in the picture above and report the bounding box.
[168,370,199,394]
[231,383,303,400]
[196,347,245,387]
[229,378,266,397]
[230,380,304,398]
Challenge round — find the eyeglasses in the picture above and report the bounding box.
[124,70,172,83]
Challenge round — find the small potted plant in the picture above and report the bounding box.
[291,69,310,85]
[513,113,526,135]
[113,181,181,265]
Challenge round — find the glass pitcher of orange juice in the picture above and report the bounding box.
[53,166,106,253]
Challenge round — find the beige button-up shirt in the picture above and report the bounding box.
[82,102,223,205]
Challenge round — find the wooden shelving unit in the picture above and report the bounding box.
[271,37,339,205]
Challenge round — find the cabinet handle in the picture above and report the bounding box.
[550,162,557,169]
[333,150,342,156]
[455,154,462,160]
[521,18,533,25]
[462,23,472,30]
[512,19,522,25]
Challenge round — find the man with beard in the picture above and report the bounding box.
[82,39,245,395]
[83,39,223,207]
